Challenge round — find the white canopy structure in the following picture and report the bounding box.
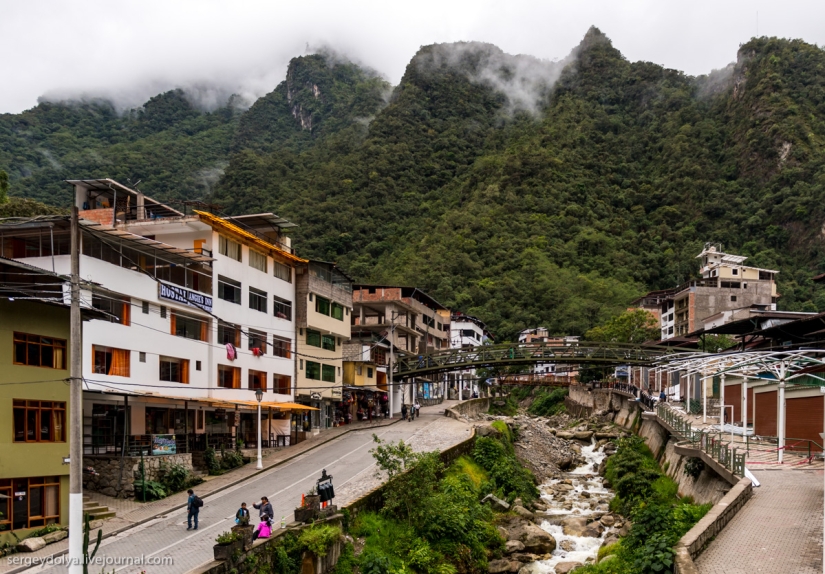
[654,350,825,462]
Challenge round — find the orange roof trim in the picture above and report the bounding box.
[194,210,307,264]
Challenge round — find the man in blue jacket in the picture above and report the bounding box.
[187,489,199,530]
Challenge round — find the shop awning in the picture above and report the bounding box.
[86,390,318,410]
[345,386,383,393]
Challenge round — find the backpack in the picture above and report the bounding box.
[193,496,204,508]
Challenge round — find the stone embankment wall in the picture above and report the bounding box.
[566,385,754,572]
[445,397,491,420]
[84,453,194,498]
[567,386,732,505]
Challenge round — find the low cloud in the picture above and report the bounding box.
[417,42,571,115]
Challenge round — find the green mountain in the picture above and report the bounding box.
[3,28,825,340]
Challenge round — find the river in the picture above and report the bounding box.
[530,440,615,573]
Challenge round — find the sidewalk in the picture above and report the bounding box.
[1,407,447,573]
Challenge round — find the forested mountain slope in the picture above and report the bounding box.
[3,28,825,340]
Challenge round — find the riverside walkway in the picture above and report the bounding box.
[695,469,823,574]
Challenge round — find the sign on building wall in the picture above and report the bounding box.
[159,282,213,313]
[152,434,177,456]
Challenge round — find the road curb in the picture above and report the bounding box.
[4,416,406,574]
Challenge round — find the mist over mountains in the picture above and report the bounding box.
[3,27,825,340]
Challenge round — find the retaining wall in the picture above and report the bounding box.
[84,453,194,498]
[445,397,490,420]
[566,385,753,572]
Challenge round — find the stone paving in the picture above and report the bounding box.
[695,469,823,574]
[3,401,465,574]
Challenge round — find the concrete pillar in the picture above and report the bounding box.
[778,379,786,464]
[720,373,726,427]
[742,379,747,430]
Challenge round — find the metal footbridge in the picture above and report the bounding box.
[393,341,679,379]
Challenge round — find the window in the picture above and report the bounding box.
[92,346,130,377]
[160,357,189,384]
[306,329,322,348]
[249,287,268,313]
[732,268,739,275]
[249,250,267,272]
[306,361,321,380]
[356,365,363,376]
[315,296,330,316]
[218,275,242,304]
[272,336,291,359]
[142,301,149,314]
[423,316,435,328]
[273,296,292,320]
[197,410,204,430]
[91,294,131,325]
[13,400,66,442]
[367,367,374,379]
[13,333,66,369]
[217,364,240,388]
[322,334,335,351]
[371,348,386,365]
[172,312,208,341]
[248,329,267,354]
[322,364,336,382]
[731,295,737,302]
[274,261,292,283]
[218,322,241,346]
[273,374,291,394]
[248,369,267,391]
[160,306,167,318]
[196,360,202,371]
[218,235,242,262]
[139,352,146,362]
[332,303,344,321]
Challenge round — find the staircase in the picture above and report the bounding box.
[83,495,116,520]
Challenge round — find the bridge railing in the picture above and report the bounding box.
[394,341,679,377]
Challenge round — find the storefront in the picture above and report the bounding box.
[0,476,61,531]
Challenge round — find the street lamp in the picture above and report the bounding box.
[255,388,263,470]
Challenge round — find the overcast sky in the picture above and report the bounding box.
[2,0,824,114]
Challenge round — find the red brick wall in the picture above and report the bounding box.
[79,208,114,226]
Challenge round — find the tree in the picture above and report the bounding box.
[584,308,661,344]
[0,170,8,204]
[699,334,737,353]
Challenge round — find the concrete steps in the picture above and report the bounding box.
[82,495,116,520]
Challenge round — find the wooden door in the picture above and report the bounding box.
[755,391,777,436]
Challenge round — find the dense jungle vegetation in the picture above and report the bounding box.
[4,29,825,339]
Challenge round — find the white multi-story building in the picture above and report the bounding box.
[448,313,491,398]
[0,179,306,455]
[517,328,579,380]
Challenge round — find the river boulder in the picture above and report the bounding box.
[561,516,589,537]
[488,559,521,573]
[555,562,583,574]
[573,431,593,441]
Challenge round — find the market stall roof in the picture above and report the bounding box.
[86,389,318,410]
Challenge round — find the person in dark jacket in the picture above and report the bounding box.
[236,502,250,525]
[187,489,199,530]
[253,496,273,521]
[401,404,408,420]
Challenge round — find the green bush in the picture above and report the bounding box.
[160,463,192,493]
[221,450,245,470]
[133,479,167,501]
[297,524,342,557]
[472,437,539,503]
[203,447,222,475]
[528,388,568,416]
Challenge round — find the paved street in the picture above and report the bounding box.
[695,470,823,574]
[10,405,468,574]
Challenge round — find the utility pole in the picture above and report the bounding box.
[388,312,396,418]
[68,207,83,574]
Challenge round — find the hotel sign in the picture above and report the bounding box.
[159,282,213,313]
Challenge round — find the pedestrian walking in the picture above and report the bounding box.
[186,489,201,530]
[253,496,274,522]
[659,390,666,403]
[401,403,408,420]
[414,400,420,419]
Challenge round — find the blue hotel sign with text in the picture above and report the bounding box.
[158,282,213,314]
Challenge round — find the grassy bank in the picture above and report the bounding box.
[341,429,537,574]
